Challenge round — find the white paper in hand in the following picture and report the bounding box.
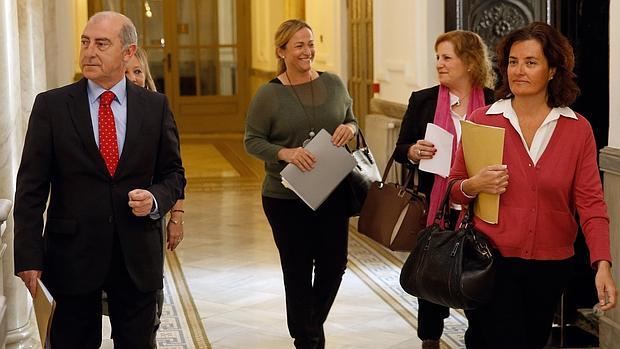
[419,123,454,178]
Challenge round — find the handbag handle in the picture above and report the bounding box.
[354,128,369,150]
[432,179,459,227]
[460,200,476,229]
[381,153,420,194]
[345,127,369,152]
[434,181,480,230]
[345,128,378,171]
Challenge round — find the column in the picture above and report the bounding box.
[1,0,47,348]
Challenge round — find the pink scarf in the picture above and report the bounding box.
[425,85,485,226]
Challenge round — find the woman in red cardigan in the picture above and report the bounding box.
[449,22,617,348]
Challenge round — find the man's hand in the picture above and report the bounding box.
[17,270,42,297]
[128,189,154,216]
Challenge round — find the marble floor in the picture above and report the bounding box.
[173,134,441,349]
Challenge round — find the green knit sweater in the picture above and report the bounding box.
[244,72,358,199]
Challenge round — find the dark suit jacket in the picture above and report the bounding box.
[393,85,495,199]
[14,78,185,295]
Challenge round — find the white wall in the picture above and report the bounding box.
[373,0,444,104]
[610,0,620,148]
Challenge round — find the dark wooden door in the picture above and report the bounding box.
[445,0,609,152]
[445,0,549,50]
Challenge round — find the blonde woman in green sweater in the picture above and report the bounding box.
[244,19,357,349]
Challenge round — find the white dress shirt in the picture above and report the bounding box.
[486,99,577,165]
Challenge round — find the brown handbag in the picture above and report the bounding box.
[357,154,427,251]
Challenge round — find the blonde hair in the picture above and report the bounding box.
[435,30,495,88]
[274,19,313,75]
[134,47,157,91]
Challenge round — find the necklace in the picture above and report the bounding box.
[285,70,316,146]
[453,91,470,107]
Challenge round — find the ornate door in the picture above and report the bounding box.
[445,0,551,53]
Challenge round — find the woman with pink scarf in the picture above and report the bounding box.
[393,30,495,349]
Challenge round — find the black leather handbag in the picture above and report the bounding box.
[345,130,381,217]
[399,180,496,310]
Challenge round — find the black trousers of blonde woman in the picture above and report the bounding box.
[262,184,349,349]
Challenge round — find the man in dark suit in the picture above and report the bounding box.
[13,11,185,348]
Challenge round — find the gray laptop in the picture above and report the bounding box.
[280,129,356,210]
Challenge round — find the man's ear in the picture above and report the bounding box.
[123,44,137,62]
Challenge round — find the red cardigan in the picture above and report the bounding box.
[449,105,611,265]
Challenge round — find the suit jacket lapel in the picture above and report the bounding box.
[68,78,110,176]
[117,80,144,176]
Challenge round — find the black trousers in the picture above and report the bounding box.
[50,232,158,349]
[464,257,572,349]
[417,298,450,340]
[262,185,349,349]
[416,209,459,340]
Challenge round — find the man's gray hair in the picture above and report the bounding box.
[89,11,138,48]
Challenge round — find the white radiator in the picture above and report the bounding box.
[364,114,403,183]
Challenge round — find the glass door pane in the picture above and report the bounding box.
[179,48,197,96]
[215,47,236,96]
[176,0,238,97]
[146,48,165,92]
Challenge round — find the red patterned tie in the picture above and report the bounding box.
[98,91,119,176]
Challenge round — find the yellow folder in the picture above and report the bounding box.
[34,279,56,347]
[460,120,505,224]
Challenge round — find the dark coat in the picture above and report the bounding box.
[14,78,185,295]
[393,85,495,198]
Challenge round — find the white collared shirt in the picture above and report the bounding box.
[486,99,577,165]
[449,92,466,141]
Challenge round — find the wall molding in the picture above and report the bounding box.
[370,98,406,119]
[600,146,620,176]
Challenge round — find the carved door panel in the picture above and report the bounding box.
[445,0,551,53]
